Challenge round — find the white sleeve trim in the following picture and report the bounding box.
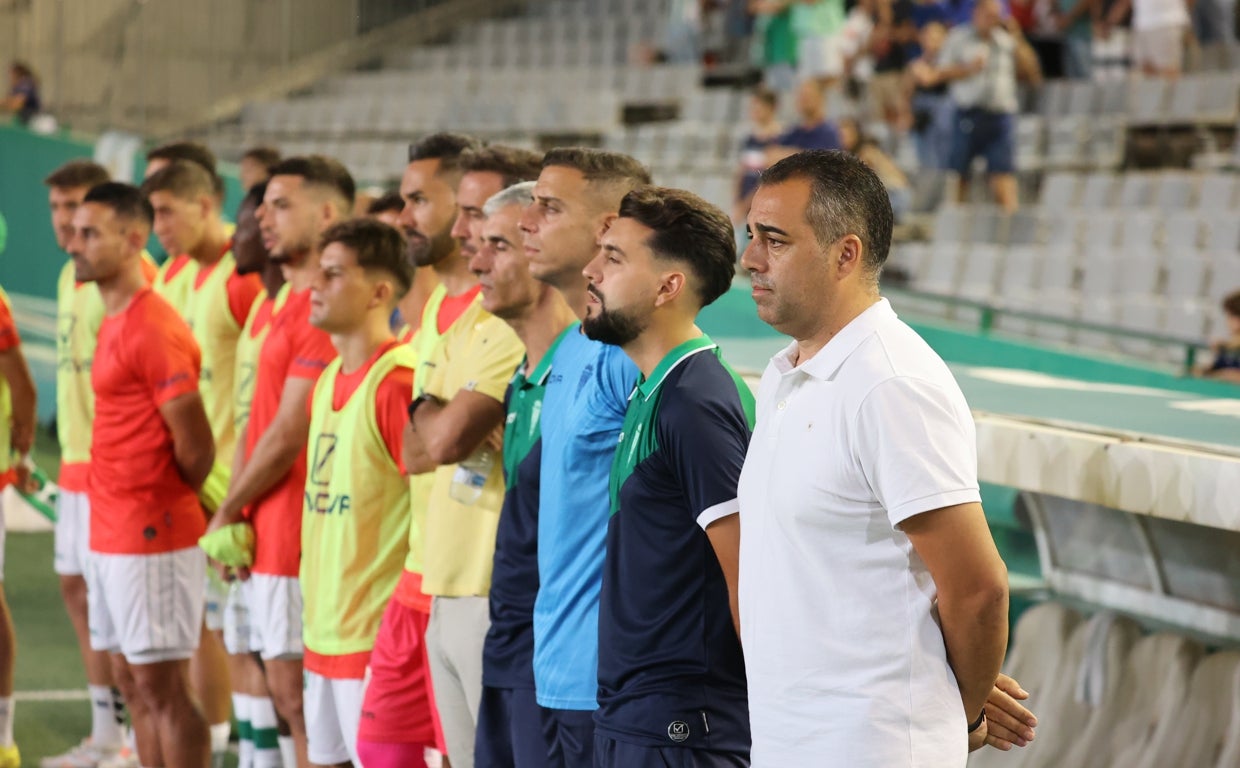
[889,488,982,528]
[697,498,740,530]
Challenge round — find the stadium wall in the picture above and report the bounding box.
[0,124,244,301]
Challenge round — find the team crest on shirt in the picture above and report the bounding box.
[667,721,689,743]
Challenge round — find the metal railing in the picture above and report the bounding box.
[885,286,1206,374]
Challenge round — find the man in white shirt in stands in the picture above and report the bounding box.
[737,148,1016,767]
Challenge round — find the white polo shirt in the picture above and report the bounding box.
[737,298,981,768]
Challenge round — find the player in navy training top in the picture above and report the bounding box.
[583,186,753,767]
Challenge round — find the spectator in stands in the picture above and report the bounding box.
[752,0,799,91]
[1198,290,1240,383]
[240,146,280,192]
[1091,0,1133,77]
[734,86,784,231]
[838,117,913,220]
[937,0,1041,212]
[908,21,957,170]
[367,192,406,227]
[664,0,705,63]
[869,0,919,135]
[1106,0,1191,77]
[3,61,41,125]
[1052,0,1097,77]
[770,79,842,163]
[792,0,850,89]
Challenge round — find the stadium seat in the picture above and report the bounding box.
[1078,172,1117,209]
[1135,651,1240,768]
[957,244,1004,301]
[916,242,964,295]
[1207,256,1240,305]
[1062,632,1203,768]
[1164,255,1211,301]
[1197,173,1238,211]
[966,602,1082,767]
[1127,79,1170,127]
[1038,172,1079,210]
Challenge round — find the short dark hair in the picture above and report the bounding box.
[242,146,281,169]
[146,141,223,197]
[759,149,893,274]
[618,186,735,308]
[1224,290,1240,318]
[407,132,484,177]
[751,85,778,110]
[241,181,268,211]
[366,191,404,216]
[44,160,110,190]
[141,159,217,202]
[542,147,652,187]
[320,219,413,299]
[268,155,356,210]
[147,141,217,172]
[459,145,544,188]
[83,182,154,228]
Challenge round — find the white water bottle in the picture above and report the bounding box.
[449,446,495,505]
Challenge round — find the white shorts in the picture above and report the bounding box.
[204,570,228,632]
[87,546,206,664]
[53,490,91,576]
[304,671,365,766]
[798,35,846,80]
[222,580,255,655]
[245,573,303,660]
[1132,24,1185,73]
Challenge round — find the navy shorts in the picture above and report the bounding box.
[539,706,595,768]
[950,108,1016,176]
[475,686,549,768]
[593,733,750,768]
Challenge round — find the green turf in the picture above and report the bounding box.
[9,531,90,765]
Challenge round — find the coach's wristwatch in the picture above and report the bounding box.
[967,709,987,733]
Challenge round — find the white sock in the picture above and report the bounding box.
[233,693,254,768]
[89,684,125,748]
[251,696,281,767]
[0,697,13,748]
[277,735,296,768]
[210,721,231,755]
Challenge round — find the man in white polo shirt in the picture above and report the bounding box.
[737,149,1019,767]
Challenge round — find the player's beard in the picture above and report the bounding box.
[406,225,456,268]
[582,287,644,347]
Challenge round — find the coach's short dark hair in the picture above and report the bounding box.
[618,186,735,308]
[759,149,892,275]
[366,191,404,216]
[141,159,217,202]
[83,182,154,228]
[269,155,356,210]
[459,145,544,188]
[407,132,484,177]
[242,146,281,170]
[542,147,652,187]
[44,160,110,190]
[320,218,413,299]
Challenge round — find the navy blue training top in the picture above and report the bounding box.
[596,338,755,752]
